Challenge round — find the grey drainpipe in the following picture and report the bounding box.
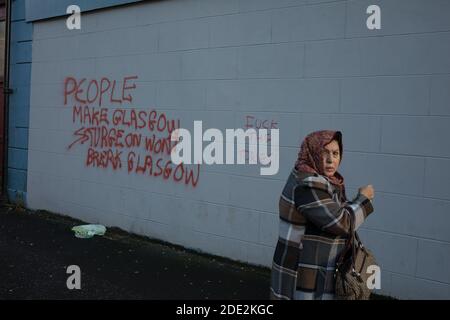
[2,0,12,201]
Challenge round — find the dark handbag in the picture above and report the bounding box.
[335,213,378,300]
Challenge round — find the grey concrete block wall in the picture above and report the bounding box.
[431,75,450,115]
[27,0,450,299]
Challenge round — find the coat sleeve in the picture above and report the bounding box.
[294,176,374,236]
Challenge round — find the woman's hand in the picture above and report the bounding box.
[359,184,374,200]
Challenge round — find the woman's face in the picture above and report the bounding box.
[321,140,341,177]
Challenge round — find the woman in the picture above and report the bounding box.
[270,130,375,300]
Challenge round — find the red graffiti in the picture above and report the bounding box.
[64,76,138,107]
[73,106,109,126]
[69,108,181,150]
[72,106,181,134]
[144,134,177,156]
[110,108,180,133]
[238,115,278,162]
[243,115,278,143]
[68,126,143,150]
[111,109,147,129]
[127,152,200,187]
[65,76,199,187]
[86,147,123,170]
[244,115,278,130]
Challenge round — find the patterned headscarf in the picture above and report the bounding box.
[295,130,346,200]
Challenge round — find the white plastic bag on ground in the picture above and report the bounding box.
[72,224,106,239]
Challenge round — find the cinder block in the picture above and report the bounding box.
[12,0,26,21]
[29,107,59,130]
[357,228,418,276]
[61,59,96,82]
[9,85,31,108]
[11,41,32,64]
[298,79,340,112]
[416,240,450,284]
[32,11,97,39]
[360,33,450,75]
[28,128,63,153]
[32,37,68,62]
[10,63,31,86]
[238,43,304,78]
[206,80,241,108]
[365,193,450,243]
[146,192,182,225]
[65,33,98,60]
[95,3,139,30]
[259,212,278,247]
[26,171,44,209]
[183,229,250,263]
[159,18,209,52]
[95,184,126,216]
[197,109,236,129]
[93,26,158,57]
[209,11,271,47]
[391,273,450,300]
[116,188,149,221]
[156,81,206,108]
[186,200,260,242]
[177,171,231,206]
[94,55,132,79]
[13,128,29,149]
[247,242,274,267]
[11,20,32,42]
[239,79,340,112]
[31,62,61,85]
[238,80,281,110]
[216,236,252,264]
[307,0,345,3]
[182,47,238,80]
[239,0,305,12]
[131,82,158,108]
[27,150,43,175]
[334,115,381,152]
[160,195,198,230]
[229,175,283,213]
[424,158,450,200]
[339,152,425,196]
[276,147,300,181]
[341,76,430,115]
[347,0,450,38]
[305,39,361,77]
[431,75,450,116]
[300,113,381,153]
[381,116,450,158]
[14,103,30,128]
[272,2,345,42]
[8,148,28,170]
[190,0,240,17]
[137,53,182,81]
[31,174,66,215]
[7,168,27,192]
[234,111,301,146]
[136,0,239,25]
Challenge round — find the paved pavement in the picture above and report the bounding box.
[0,202,270,300]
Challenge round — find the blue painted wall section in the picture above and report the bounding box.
[25,0,144,22]
[8,0,32,203]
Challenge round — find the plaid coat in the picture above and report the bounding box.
[270,168,374,300]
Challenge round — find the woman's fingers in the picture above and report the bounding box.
[359,185,374,200]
